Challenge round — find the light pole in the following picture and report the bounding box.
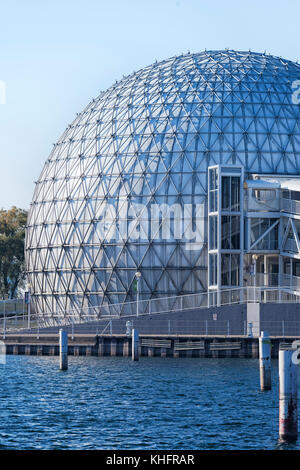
[26,283,31,329]
[135,271,141,317]
[252,254,258,302]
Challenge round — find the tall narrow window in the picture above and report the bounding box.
[231,177,240,211]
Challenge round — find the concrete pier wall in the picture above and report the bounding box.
[3,302,300,358]
[27,303,248,336]
[2,334,298,359]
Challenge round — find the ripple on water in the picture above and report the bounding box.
[0,356,296,449]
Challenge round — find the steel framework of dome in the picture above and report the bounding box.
[25,49,300,319]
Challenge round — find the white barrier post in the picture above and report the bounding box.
[279,348,298,441]
[132,329,139,361]
[259,331,271,391]
[59,329,68,371]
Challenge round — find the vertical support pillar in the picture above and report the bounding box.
[264,255,268,303]
[161,348,167,358]
[135,271,141,316]
[28,299,31,329]
[26,287,31,330]
[98,338,104,356]
[59,329,68,371]
[279,348,298,441]
[217,167,221,309]
[259,331,271,391]
[279,254,283,302]
[110,339,117,356]
[253,256,257,302]
[239,167,244,303]
[137,279,139,317]
[132,329,139,361]
[123,339,129,357]
[22,296,25,325]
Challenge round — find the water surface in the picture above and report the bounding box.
[0,356,297,450]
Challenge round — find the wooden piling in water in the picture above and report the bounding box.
[279,348,298,441]
[259,331,271,391]
[132,329,139,361]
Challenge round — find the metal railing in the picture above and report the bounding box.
[250,273,300,289]
[4,316,300,338]
[1,285,300,335]
[245,196,300,215]
[281,197,300,215]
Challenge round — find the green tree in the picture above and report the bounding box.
[0,207,28,299]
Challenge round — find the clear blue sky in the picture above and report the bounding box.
[1,0,300,210]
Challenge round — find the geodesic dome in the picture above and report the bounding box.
[25,49,300,317]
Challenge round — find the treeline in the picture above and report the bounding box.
[0,207,28,299]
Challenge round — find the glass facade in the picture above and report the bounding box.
[250,218,279,250]
[25,50,300,318]
[208,164,243,299]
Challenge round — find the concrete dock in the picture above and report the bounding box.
[2,333,299,358]
[2,301,300,358]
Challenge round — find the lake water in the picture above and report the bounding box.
[0,356,298,450]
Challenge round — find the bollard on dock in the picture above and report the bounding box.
[279,348,298,441]
[126,320,132,337]
[59,329,68,370]
[132,329,139,361]
[259,331,271,391]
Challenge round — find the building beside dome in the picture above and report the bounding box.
[25,50,300,321]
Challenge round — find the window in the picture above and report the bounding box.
[250,218,278,250]
[221,215,240,249]
[209,216,218,250]
[209,254,218,286]
[221,176,240,211]
[209,168,218,213]
[221,253,240,286]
